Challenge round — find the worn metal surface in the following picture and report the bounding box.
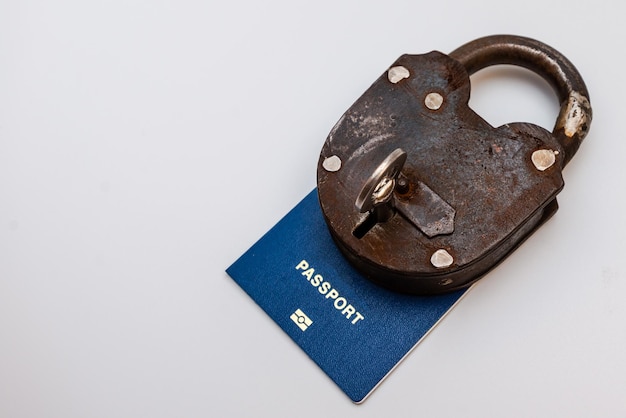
[450,35,592,166]
[317,36,591,295]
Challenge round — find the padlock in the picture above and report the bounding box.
[316,35,592,295]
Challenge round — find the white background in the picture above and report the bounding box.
[1,1,625,417]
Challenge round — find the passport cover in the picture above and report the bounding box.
[226,189,468,403]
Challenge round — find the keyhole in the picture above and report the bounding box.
[352,212,379,239]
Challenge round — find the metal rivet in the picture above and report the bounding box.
[322,155,342,172]
[395,177,409,194]
[431,249,453,268]
[388,66,410,84]
[425,92,444,110]
[531,149,557,171]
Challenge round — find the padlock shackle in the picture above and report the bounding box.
[450,35,592,166]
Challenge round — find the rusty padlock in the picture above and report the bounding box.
[317,35,591,295]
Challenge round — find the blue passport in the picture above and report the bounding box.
[226,189,468,403]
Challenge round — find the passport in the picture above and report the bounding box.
[226,189,468,403]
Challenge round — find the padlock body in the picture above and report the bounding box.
[317,52,565,295]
